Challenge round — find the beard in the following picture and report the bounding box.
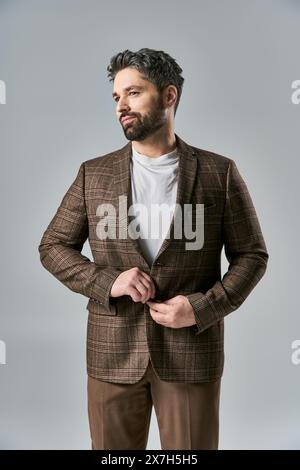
[121,96,167,141]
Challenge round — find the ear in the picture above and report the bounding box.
[167,85,178,106]
[163,84,177,110]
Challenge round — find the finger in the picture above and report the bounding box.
[146,300,169,314]
[149,308,169,326]
[138,277,154,301]
[128,286,143,303]
[146,280,155,300]
[140,272,156,299]
[135,280,151,303]
[139,271,153,284]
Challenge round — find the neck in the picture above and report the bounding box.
[131,129,177,158]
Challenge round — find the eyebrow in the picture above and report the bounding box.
[112,85,144,98]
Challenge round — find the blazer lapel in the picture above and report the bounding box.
[113,133,198,269]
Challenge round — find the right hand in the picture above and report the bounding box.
[110,267,156,304]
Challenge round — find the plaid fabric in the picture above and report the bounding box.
[38,133,268,383]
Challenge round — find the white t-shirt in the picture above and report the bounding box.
[129,144,179,266]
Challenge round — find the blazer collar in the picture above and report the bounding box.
[113,133,198,269]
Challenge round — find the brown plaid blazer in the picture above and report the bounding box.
[38,133,268,384]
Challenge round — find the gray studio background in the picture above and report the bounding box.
[0,0,299,449]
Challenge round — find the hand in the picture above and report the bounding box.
[110,267,156,303]
[146,295,197,329]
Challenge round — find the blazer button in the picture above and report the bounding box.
[155,262,164,266]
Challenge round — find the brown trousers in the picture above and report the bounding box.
[87,358,221,450]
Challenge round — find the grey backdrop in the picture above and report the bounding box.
[0,0,299,449]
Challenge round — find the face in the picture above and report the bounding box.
[112,67,170,141]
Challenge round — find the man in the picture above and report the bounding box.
[38,48,269,450]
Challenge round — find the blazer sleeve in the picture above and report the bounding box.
[38,162,122,314]
[186,158,269,334]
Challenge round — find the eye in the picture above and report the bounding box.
[114,91,139,102]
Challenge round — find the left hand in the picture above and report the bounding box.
[146,295,197,329]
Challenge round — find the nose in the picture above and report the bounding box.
[116,96,130,117]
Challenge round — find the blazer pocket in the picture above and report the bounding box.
[86,298,117,316]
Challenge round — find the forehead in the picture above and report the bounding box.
[112,67,154,96]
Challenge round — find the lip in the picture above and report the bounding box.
[121,116,136,125]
